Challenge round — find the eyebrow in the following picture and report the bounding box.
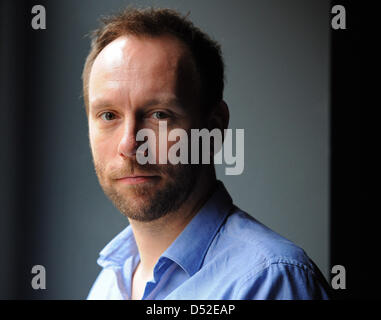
[90,97,183,113]
[90,100,114,113]
[142,97,182,109]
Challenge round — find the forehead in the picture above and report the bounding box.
[94,34,187,76]
[88,35,196,108]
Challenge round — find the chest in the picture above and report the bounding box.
[131,264,153,300]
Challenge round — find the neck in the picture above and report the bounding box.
[129,167,217,278]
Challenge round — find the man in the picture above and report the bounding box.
[84,7,331,299]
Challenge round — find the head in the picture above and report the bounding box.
[83,8,229,222]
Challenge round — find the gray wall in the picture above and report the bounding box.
[0,0,330,299]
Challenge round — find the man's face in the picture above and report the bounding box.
[88,35,203,222]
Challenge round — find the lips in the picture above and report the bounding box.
[115,175,159,185]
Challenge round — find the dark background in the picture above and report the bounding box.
[0,0,375,300]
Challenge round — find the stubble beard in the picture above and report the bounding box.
[94,159,200,222]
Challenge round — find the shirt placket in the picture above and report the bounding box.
[142,259,177,299]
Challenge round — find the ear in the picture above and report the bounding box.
[208,100,230,133]
[208,100,230,157]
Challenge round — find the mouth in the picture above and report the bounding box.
[115,175,160,185]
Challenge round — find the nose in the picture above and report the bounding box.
[118,117,138,159]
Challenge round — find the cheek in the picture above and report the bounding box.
[146,126,166,163]
[160,124,194,165]
[154,124,190,161]
[89,126,115,164]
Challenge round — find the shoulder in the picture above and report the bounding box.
[214,207,313,267]
[206,207,331,299]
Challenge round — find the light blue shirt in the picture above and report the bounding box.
[87,182,331,300]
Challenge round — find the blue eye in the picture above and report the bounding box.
[100,112,116,121]
[152,111,169,120]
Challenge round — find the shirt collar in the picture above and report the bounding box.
[96,180,233,276]
[161,181,233,277]
[97,225,137,269]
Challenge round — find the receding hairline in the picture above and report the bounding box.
[82,7,225,116]
[92,32,196,72]
[86,33,202,113]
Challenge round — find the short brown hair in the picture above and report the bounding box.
[82,7,225,115]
